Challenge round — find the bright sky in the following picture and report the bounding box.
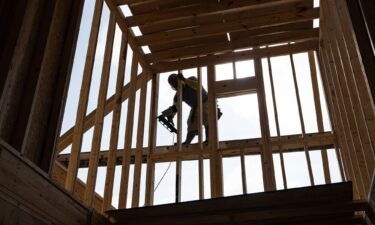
[59,0,342,209]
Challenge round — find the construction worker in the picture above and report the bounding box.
[161,73,222,144]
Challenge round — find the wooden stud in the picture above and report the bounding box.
[197,66,204,200]
[118,53,138,209]
[145,73,159,206]
[131,71,148,208]
[255,57,276,191]
[207,64,223,197]
[176,70,183,203]
[65,0,104,193]
[308,51,332,184]
[267,56,287,189]
[290,54,315,186]
[84,14,116,207]
[102,31,128,212]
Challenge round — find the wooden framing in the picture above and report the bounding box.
[48,0,375,212]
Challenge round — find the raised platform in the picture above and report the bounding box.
[108,182,369,225]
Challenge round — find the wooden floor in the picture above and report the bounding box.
[108,182,369,225]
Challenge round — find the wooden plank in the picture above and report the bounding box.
[107,182,355,222]
[137,7,319,46]
[267,56,287,189]
[0,141,89,225]
[118,53,139,209]
[139,1,313,35]
[147,28,319,63]
[84,14,116,207]
[153,40,318,73]
[131,72,148,207]
[308,51,332,184]
[290,54,315,186]
[255,58,276,191]
[215,77,257,98]
[197,66,204,200]
[145,73,159,206]
[65,0,104,192]
[126,0,207,15]
[102,32,128,212]
[207,65,223,197]
[104,0,153,73]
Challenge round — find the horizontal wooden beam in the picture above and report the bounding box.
[56,132,335,167]
[137,7,318,46]
[152,40,318,73]
[146,28,319,63]
[215,76,257,98]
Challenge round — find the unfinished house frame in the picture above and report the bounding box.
[0,0,374,224]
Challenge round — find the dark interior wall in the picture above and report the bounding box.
[345,0,375,105]
[0,0,84,173]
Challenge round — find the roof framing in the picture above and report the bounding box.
[103,0,316,71]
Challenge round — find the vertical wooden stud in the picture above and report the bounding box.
[118,53,138,209]
[102,31,128,212]
[84,14,116,206]
[65,0,103,192]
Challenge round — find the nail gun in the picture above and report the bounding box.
[157,115,177,133]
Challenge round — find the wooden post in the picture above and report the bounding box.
[118,53,138,209]
[197,67,204,200]
[84,14,116,207]
[65,0,103,193]
[145,73,159,206]
[132,71,148,208]
[176,70,183,203]
[207,64,223,197]
[308,51,332,184]
[254,58,276,192]
[267,56,287,189]
[102,31,128,212]
[290,54,315,186]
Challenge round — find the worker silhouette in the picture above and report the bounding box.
[161,73,222,145]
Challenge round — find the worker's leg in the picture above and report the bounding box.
[184,131,197,145]
[204,125,209,144]
[184,108,197,145]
